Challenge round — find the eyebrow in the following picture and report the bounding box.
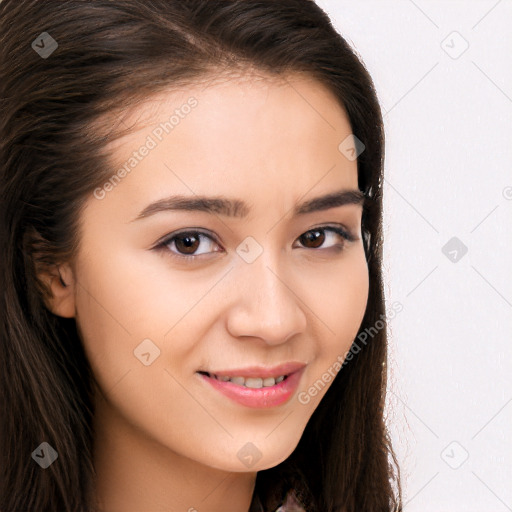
[131,188,366,222]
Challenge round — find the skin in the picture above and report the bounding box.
[44,71,369,512]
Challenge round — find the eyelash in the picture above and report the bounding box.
[154,225,357,262]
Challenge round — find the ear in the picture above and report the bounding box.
[39,263,76,318]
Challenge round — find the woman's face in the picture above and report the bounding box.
[62,72,369,472]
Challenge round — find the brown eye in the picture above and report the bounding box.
[299,229,325,249]
[296,226,353,251]
[174,233,201,255]
[159,230,221,259]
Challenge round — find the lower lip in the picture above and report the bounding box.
[197,368,305,409]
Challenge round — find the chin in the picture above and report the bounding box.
[204,443,297,473]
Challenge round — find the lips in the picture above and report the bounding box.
[197,362,306,379]
[196,363,306,408]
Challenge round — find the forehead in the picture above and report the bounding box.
[103,70,351,155]
[89,71,359,224]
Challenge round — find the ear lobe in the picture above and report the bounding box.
[40,263,76,318]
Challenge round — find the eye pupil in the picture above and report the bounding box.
[175,233,200,254]
[300,229,325,249]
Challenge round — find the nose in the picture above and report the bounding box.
[225,253,308,346]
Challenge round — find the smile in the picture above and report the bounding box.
[196,366,305,408]
[199,372,287,388]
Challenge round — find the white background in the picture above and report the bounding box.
[318,1,512,510]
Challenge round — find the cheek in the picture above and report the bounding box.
[313,248,369,344]
[301,248,369,390]
[73,244,219,392]
[73,249,211,446]
[75,244,194,337]
[72,247,166,393]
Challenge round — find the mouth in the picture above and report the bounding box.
[197,371,288,389]
[195,363,306,408]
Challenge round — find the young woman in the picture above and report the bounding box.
[0,1,402,510]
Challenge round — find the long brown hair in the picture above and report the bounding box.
[0,1,401,510]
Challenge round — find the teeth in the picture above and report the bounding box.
[208,373,286,388]
[245,377,263,389]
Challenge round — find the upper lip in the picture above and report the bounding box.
[199,362,306,379]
